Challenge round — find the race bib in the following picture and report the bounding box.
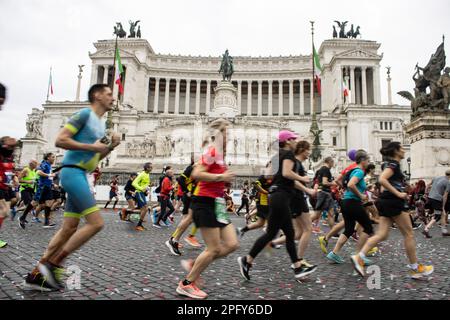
[214,198,230,225]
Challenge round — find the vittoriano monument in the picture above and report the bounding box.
[333,21,361,39]
[113,20,142,39]
[398,38,449,119]
[404,37,450,181]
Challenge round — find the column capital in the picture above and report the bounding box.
[300,79,305,83]
[154,77,160,82]
[175,78,181,83]
[186,78,191,84]
[288,79,294,84]
[258,80,263,85]
[361,66,367,71]
[268,79,273,84]
[350,66,356,71]
[207,80,212,84]
[237,80,242,84]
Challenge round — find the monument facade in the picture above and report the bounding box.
[21,29,412,176]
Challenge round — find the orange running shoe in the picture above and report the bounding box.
[176,281,208,299]
[184,235,202,248]
[135,225,146,232]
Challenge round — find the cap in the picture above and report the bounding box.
[278,130,298,143]
[348,149,357,162]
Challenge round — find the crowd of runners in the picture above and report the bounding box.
[1,83,449,298]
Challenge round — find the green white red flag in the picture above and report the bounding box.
[114,47,124,95]
[313,45,322,96]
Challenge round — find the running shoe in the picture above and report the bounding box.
[22,272,56,292]
[270,242,282,249]
[37,262,64,290]
[237,227,246,239]
[326,252,345,264]
[422,230,432,239]
[43,223,56,229]
[332,233,340,239]
[165,239,181,256]
[351,255,365,277]
[237,256,251,281]
[10,208,17,221]
[312,226,322,234]
[350,232,359,242]
[121,208,127,221]
[152,223,162,229]
[367,247,379,257]
[0,240,7,248]
[184,235,202,248]
[442,231,450,237]
[361,256,373,266]
[163,220,171,227]
[176,281,208,299]
[412,223,422,230]
[135,225,147,232]
[318,236,328,255]
[19,218,26,230]
[294,265,316,279]
[409,264,434,279]
[291,260,318,276]
[31,217,42,223]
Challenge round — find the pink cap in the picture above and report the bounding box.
[278,130,298,143]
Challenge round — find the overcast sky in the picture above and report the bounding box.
[1,0,449,138]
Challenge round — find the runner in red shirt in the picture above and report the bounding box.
[176,119,237,300]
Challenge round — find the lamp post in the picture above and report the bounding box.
[407,157,411,179]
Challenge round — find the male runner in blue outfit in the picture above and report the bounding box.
[23,84,120,291]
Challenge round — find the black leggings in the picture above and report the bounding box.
[341,199,374,238]
[249,191,299,264]
[157,197,175,223]
[237,198,249,214]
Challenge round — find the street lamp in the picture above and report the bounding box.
[407,157,411,178]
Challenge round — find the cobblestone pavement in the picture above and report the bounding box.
[0,209,449,300]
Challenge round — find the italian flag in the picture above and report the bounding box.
[313,45,323,96]
[343,76,350,103]
[114,47,124,95]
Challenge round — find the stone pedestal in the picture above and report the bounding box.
[20,137,48,167]
[405,111,450,181]
[209,81,239,118]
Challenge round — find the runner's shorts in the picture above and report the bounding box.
[20,188,35,205]
[125,193,135,201]
[191,196,228,229]
[0,189,12,201]
[428,198,444,219]
[182,194,192,215]
[135,192,147,209]
[290,194,309,218]
[34,185,53,204]
[60,167,98,219]
[315,191,333,212]
[375,197,406,218]
[109,191,118,199]
[256,204,270,219]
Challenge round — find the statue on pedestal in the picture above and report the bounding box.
[25,110,44,139]
[128,20,140,38]
[398,38,449,119]
[113,23,127,38]
[219,50,234,82]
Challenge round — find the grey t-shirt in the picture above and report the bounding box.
[428,176,450,202]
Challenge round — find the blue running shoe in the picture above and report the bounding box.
[163,220,171,227]
[326,252,345,264]
[361,256,373,266]
[152,209,158,224]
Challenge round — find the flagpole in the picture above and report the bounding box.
[47,67,52,102]
[113,36,120,110]
[310,21,315,116]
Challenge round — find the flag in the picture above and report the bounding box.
[313,45,323,96]
[114,47,124,95]
[343,76,350,103]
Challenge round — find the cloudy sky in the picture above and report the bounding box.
[0,0,449,138]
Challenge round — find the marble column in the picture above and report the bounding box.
[90,64,99,85]
[247,81,252,115]
[237,81,242,114]
[153,78,160,114]
[174,79,181,114]
[373,66,381,105]
[144,77,150,112]
[340,123,347,149]
[289,80,294,116]
[164,78,170,114]
[103,65,109,85]
[361,66,368,105]
[268,80,273,116]
[195,80,201,115]
[299,79,305,115]
[258,80,263,116]
[278,80,283,116]
[206,80,211,114]
[310,79,314,114]
[185,79,191,115]
[350,66,356,105]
